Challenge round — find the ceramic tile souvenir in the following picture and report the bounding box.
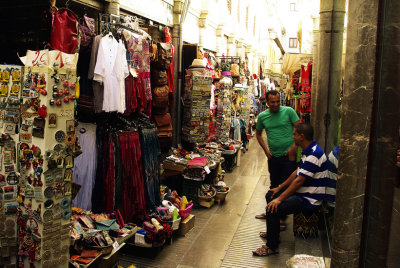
[32,127,44,138]
[4,202,18,215]
[48,113,56,128]
[42,210,53,223]
[55,130,66,143]
[66,120,74,134]
[34,188,44,202]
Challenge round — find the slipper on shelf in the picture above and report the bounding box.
[252,245,279,257]
[255,213,266,219]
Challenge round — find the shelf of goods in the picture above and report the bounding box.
[182,75,213,144]
[215,78,233,142]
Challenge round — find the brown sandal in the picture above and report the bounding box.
[259,232,267,238]
[255,213,266,219]
[252,245,279,256]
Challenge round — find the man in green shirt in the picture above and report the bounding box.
[255,90,300,220]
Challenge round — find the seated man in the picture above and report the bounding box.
[253,123,328,256]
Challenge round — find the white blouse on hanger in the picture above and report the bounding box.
[94,35,129,113]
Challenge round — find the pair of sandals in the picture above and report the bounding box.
[253,232,280,256]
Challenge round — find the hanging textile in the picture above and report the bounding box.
[124,30,152,102]
[93,35,129,113]
[118,131,147,221]
[72,123,97,210]
[104,134,115,213]
[139,127,161,211]
[88,35,104,113]
[91,125,106,213]
[300,61,312,113]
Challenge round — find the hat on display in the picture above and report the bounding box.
[189,58,206,69]
[221,71,231,77]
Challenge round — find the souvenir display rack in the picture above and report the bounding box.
[0,50,78,268]
[215,77,233,142]
[182,74,212,144]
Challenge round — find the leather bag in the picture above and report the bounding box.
[151,69,168,86]
[157,123,173,138]
[51,8,80,54]
[152,106,169,115]
[153,113,171,127]
[155,42,172,70]
[152,85,169,108]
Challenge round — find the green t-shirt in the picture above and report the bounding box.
[256,106,299,157]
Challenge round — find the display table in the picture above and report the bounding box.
[75,231,136,268]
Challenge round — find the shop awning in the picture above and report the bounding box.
[282,53,313,76]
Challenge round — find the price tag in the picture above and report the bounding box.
[204,166,211,174]
[112,241,119,249]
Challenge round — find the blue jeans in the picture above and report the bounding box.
[267,155,297,188]
[265,191,309,250]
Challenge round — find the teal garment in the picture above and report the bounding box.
[95,219,120,231]
[256,106,299,157]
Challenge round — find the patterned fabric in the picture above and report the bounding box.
[295,141,328,209]
[326,146,339,207]
[124,30,152,101]
[293,211,319,238]
[139,127,161,211]
[72,123,97,210]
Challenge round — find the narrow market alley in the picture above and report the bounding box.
[118,137,330,268]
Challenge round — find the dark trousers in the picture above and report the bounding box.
[265,191,309,250]
[267,155,297,188]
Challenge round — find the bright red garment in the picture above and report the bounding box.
[300,61,312,113]
[119,131,147,221]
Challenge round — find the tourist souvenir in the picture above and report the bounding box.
[24,185,34,198]
[43,209,53,222]
[61,209,71,220]
[6,172,18,185]
[44,199,54,209]
[55,130,66,143]
[34,187,44,201]
[32,127,44,138]
[44,186,54,199]
[49,113,57,127]
[66,120,74,134]
[64,182,71,196]
[60,197,70,209]
[63,168,72,181]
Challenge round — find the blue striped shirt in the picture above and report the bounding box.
[295,141,329,210]
[326,146,339,207]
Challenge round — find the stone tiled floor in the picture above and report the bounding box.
[119,138,329,268]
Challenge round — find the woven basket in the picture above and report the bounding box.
[214,187,230,202]
[166,217,181,231]
[198,188,216,202]
[179,203,193,220]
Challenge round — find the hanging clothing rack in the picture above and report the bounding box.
[216,56,241,65]
[99,13,151,39]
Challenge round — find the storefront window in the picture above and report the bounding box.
[289,38,298,48]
